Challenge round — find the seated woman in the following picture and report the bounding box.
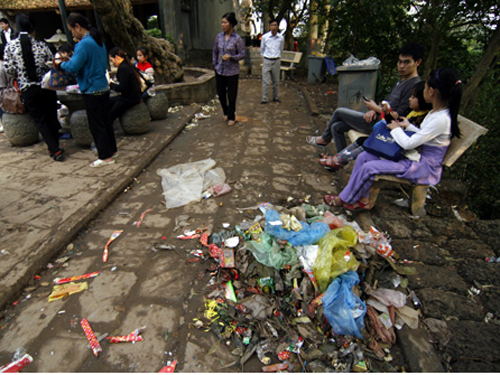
[324,68,462,212]
[319,81,432,171]
[108,47,142,123]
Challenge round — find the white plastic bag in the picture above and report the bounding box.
[343,54,380,67]
[157,158,221,209]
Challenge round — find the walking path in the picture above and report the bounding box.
[0,78,499,372]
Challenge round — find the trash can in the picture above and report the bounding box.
[308,56,326,84]
[336,65,379,112]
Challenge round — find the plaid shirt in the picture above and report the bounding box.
[212,31,245,76]
[4,33,53,92]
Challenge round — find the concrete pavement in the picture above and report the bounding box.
[0,104,199,312]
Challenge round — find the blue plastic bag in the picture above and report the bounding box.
[264,209,330,246]
[321,271,366,339]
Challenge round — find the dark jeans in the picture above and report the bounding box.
[215,73,239,121]
[109,96,141,124]
[22,86,61,154]
[82,92,117,160]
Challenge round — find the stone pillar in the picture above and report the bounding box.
[2,113,39,146]
[145,93,169,120]
[69,110,94,146]
[119,102,151,134]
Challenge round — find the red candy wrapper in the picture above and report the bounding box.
[81,319,102,357]
[134,209,153,227]
[159,359,177,373]
[54,271,101,285]
[103,230,123,263]
[0,354,33,373]
[106,327,145,343]
[200,233,223,262]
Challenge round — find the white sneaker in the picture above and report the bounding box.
[0,124,4,133]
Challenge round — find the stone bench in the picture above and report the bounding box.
[119,101,151,135]
[145,92,168,120]
[345,115,488,217]
[1,113,39,146]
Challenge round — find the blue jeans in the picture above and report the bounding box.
[322,108,376,152]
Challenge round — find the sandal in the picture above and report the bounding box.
[323,194,343,207]
[228,120,236,126]
[89,158,116,168]
[343,200,370,212]
[306,136,327,148]
[318,156,342,171]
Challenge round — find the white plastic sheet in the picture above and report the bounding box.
[157,158,226,209]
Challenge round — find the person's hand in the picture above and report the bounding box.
[387,119,402,130]
[222,54,231,61]
[364,99,380,112]
[397,117,410,129]
[363,110,377,123]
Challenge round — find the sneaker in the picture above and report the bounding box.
[273,99,281,103]
[0,124,3,133]
[260,101,268,105]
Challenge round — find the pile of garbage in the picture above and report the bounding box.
[191,201,420,372]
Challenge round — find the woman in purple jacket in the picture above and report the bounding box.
[212,12,245,126]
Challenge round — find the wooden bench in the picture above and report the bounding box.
[280,51,303,81]
[346,115,488,216]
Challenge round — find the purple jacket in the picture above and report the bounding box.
[212,31,245,76]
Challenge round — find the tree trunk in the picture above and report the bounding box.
[462,25,500,111]
[90,0,183,83]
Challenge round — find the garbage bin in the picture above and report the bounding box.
[336,65,379,112]
[308,56,326,84]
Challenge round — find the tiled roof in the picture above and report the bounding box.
[0,0,92,10]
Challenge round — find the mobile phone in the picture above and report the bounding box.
[363,95,369,101]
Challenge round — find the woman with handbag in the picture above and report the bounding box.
[57,13,117,168]
[323,68,462,212]
[4,14,64,161]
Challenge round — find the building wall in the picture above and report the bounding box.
[162,0,235,64]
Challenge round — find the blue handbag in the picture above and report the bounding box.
[48,68,77,87]
[363,119,415,161]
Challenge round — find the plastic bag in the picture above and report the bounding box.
[364,284,407,308]
[264,209,330,246]
[312,226,359,293]
[296,245,319,271]
[321,271,366,338]
[157,158,225,209]
[245,232,298,270]
[343,54,380,67]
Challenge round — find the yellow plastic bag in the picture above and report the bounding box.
[312,226,359,293]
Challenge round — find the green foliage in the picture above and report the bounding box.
[145,15,175,46]
[313,0,500,218]
[445,65,500,219]
[147,28,162,38]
